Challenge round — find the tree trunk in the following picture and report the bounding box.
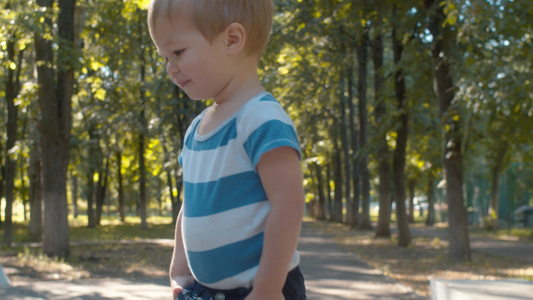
[162,139,177,222]
[0,141,4,229]
[86,126,97,228]
[373,33,392,238]
[95,156,109,225]
[332,127,344,223]
[325,162,333,220]
[357,29,372,229]
[70,172,78,219]
[116,150,126,222]
[338,67,352,226]
[86,167,96,227]
[166,165,177,222]
[19,112,29,221]
[313,163,326,220]
[34,0,76,258]
[156,175,163,216]
[487,143,507,230]
[426,177,436,226]
[138,10,148,230]
[2,37,22,247]
[139,132,148,229]
[426,0,471,261]
[408,179,416,223]
[346,52,360,228]
[391,16,411,247]
[28,132,43,241]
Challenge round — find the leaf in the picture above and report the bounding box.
[95,88,106,101]
[137,0,151,10]
[90,61,102,71]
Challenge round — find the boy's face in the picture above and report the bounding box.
[151,10,232,101]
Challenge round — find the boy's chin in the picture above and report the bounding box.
[188,96,209,101]
[178,90,207,101]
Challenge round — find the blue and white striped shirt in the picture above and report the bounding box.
[178,92,301,289]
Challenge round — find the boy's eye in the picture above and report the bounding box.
[174,49,185,56]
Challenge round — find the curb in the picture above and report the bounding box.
[0,264,12,288]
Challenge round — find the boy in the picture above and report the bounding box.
[147,1,306,299]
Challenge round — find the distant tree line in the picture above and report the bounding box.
[1,0,532,260]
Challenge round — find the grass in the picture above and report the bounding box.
[1,216,532,299]
[0,215,176,244]
[68,216,175,242]
[0,216,175,282]
[469,226,533,243]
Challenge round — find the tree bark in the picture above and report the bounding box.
[346,52,360,228]
[86,126,97,228]
[315,162,327,220]
[70,172,78,219]
[487,142,507,230]
[95,156,109,225]
[391,15,411,247]
[325,162,333,221]
[426,177,436,226]
[357,29,372,229]
[425,0,471,260]
[116,150,126,222]
[2,36,23,246]
[339,68,352,226]
[332,126,344,223]
[373,33,392,238]
[139,133,148,229]
[408,179,416,223]
[138,9,148,230]
[0,141,4,229]
[35,0,74,256]
[162,142,177,223]
[28,131,43,241]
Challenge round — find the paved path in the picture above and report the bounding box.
[0,221,422,300]
[299,222,422,300]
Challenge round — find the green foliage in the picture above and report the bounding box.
[1,0,532,238]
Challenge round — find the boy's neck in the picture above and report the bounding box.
[211,75,265,116]
[212,58,265,108]
[198,64,265,136]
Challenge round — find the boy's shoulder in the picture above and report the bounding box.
[236,92,295,134]
[238,92,284,120]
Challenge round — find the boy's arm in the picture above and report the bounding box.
[247,146,305,300]
[169,208,194,299]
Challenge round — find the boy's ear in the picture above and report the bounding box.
[224,23,246,54]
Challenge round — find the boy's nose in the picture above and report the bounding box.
[166,61,179,76]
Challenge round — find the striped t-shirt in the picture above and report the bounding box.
[178,92,302,290]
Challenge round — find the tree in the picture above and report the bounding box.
[425,0,471,260]
[455,0,533,229]
[391,2,411,247]
[373,29,393,238]
[357,28,372,229]
[34,0,77,258]
[2,11,24,246]
[28,116,43,241]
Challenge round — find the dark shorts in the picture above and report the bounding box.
[178,266,306,300]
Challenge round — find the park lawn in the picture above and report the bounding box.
[0,216,175,282]
[310,220,533,299]
[2,217,532,299]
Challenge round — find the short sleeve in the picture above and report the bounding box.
[238,94,301,168]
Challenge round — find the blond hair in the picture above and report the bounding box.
[147,0,273,57]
